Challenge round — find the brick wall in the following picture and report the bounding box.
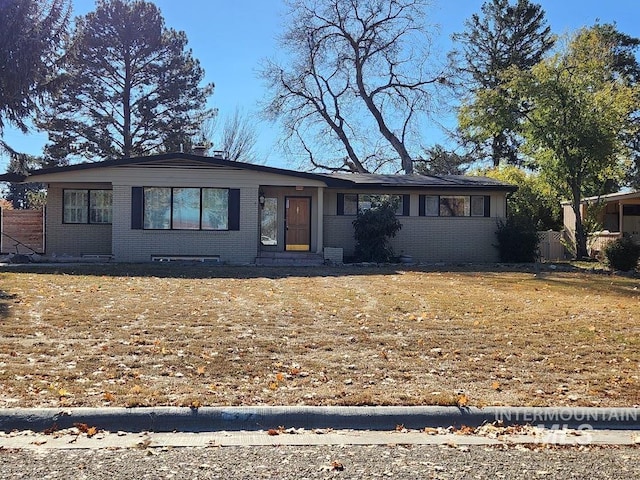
[324,215,500,263]
[112,185,259,263]
[45,185,112,256]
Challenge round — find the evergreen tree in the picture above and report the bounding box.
[0,0,70,146]
[5,155,46,209]
[38,0,213,163]
[452,0,554,166]
[415,145,470,176]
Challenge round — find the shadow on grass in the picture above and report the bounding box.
[0,289,17,319]
[0,261,629,281]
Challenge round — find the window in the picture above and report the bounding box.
[260,197,278,245]
[142,187,230,230]
[339,194,406,215]
[423,195,439,216]
[63,189,112,224]
[440,196,470,217]
[90,190,113,223]
[343,194,358,215]
[420,195,489,217]
[202,188,229,230]
[470,195,486,217]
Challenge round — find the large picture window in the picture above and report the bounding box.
[340,194,406,216]
[420,195,489,217]
[440,196,470,217]
[143,187,229,230]
[63,189,112,224]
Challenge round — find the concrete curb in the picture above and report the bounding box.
[0,406,638,433]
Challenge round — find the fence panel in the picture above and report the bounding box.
[538,230,564,261]
[0,209,45,254]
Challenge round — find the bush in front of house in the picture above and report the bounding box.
[495,215,540,263]
[604,235,640,271]
[352,200,402,263]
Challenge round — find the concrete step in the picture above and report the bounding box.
[255,252,324,266]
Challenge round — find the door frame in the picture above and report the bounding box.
[284,195,312,251]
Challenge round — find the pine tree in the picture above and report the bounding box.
[452,0,554,166]
[38,0,214,163]
[0,0,70,143]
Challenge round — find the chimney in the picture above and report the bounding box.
[193,145,207,156]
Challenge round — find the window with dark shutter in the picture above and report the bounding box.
[228,188,240,230]
[131,187,143,229]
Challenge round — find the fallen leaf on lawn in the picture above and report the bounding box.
[196,366,206,375]
[457,394,469,407]
[331,461,345,471]
[276,372,284,382]
[491,381,502,391]
[103,392,115,402]
[58,388,71,398]
[130,385,142,394]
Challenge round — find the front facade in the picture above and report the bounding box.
[4,153,516,264]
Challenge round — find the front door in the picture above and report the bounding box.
[285,197,311,251]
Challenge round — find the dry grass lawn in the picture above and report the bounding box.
[0,264,638,409]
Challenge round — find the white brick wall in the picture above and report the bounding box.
[112,185,259,263]
[324,215,501,263]
[46,185,112,257]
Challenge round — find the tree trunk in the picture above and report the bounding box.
[122,51,132,157]
[572,188,589,259]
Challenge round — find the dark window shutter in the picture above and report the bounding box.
[484,195,491,217]
[131,187,143,229]
[402,195,410,216]
[337,193,345,215]
[418,195,425,216]
[228,189,240,230]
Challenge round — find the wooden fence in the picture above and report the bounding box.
[0,209,45,254]
[538,230,565,262]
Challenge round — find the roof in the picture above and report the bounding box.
[0,153,351,187]
[561,190,640,205]
[326,172,517,191]
[0,153,516,191]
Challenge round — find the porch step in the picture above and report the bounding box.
[255,252,325,266]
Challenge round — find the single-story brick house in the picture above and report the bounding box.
[1,153,516,264]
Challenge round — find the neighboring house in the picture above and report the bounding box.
[562,191,640,256]
[0,153,516,264]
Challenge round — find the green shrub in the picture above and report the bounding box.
[604,236,640,271]
[495,215,540,263]
[352,200,402,262]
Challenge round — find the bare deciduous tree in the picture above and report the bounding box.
[261,0,445,174]
[194,107,259,163]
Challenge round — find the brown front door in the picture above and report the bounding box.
[285,197,311,251]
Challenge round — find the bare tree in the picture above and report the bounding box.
[221,108,259,162]
[193,107,259,163]
[261,0,445,174]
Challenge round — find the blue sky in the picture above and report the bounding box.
[3,0,640,171]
